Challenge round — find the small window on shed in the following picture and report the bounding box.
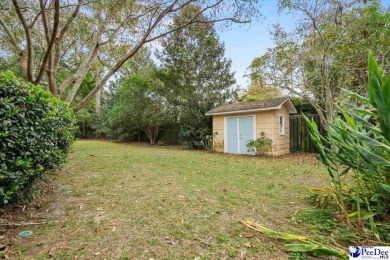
[279,115,285,136]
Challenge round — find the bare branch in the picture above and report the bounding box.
[0,17,21,53]
[170,0,194,12]
[53,0,81,76]
[72,0,251,111]
[65,43,100,102]
[34,0,60,84]
[59,23,106,94]
[11,0,34,81]
[58,0,81,42]
[40,0,51,43]
[147,17,245,43]
[97,55,108,68]
[59,38,77,61]
[72,0,182,110]
[146,0,250,43]
[29,11,42,28]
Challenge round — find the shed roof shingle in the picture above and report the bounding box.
[206,96,295,115]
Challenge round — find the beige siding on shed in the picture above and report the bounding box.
[271,105,290,155]
[212,115,225,152]
[212,104,290,155]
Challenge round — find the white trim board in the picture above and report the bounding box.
[279,113,286,136]
[224,117,227,153]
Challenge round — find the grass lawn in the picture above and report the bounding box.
[2,140,330,259]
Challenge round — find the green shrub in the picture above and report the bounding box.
[0,71,76,204]
[179,107,212,149]
[96,74,174,144]
[202,132,217,151]
[246,132,273,155]
[297,209,337,233]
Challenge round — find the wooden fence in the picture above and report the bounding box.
[138,125,180,145]
[135,115,325,153]
[289,114,325,152]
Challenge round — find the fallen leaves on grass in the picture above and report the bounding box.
[243,242,252,248]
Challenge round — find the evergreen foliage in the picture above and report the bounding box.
[0,72,76,204]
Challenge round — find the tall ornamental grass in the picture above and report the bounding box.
[304,53,389,239]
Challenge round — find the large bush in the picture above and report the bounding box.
[0,72,76,204]
[97,74,174,144]
[179,107,212,149]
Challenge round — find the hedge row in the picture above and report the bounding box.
[0,72,76,204]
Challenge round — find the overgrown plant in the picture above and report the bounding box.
[303,53,390,237]
[246,132,273,155]
[0,72,76,204]
[203,132,218,151]
[242,219,348,259]
[99,73,174,144]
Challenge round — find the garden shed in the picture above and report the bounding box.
[205,96,297,156]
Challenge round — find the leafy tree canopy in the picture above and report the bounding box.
[99,73,174,144]
[156,6,237,148]
[248,0,390,127]
[0,0,258,110]
[238,81,282,102]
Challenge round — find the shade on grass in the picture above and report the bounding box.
[5,141,327,259]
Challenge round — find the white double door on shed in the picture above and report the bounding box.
[225,116,256,155]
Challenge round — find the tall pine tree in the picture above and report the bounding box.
[156,6,236,148]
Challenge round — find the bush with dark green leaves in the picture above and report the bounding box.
[179,107,212,149]
[0,72,76,204]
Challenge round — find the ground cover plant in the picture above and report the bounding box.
[1,140,332,259]
[0,72,76,204]
[246,132,273,155]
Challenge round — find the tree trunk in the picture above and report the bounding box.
[46,51,58,95]
[144,126,159,145]
[82,121,85,138]
[64,44,100,103]
[95,90,101,112]
[95,66,101,113]
[18,51,28,80]
[312,105,328,129]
